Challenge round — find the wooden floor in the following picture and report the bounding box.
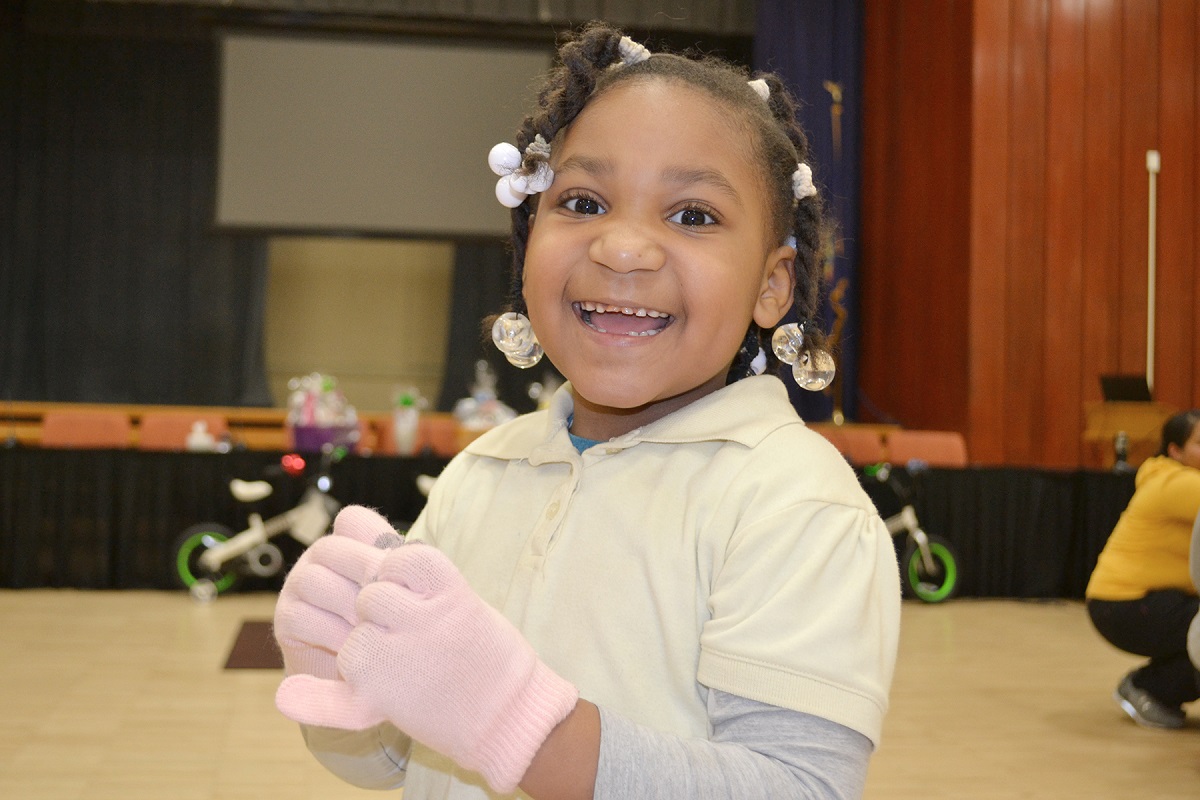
[1,591,1196,799]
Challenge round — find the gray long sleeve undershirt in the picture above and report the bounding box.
[302,689,871,799]
[595,690,872,800]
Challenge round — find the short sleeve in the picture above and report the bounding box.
[697,500,901,747]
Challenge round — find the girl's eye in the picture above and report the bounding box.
[669,207,717,227]
[563,196,605,215]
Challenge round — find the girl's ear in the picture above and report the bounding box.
[752,245,796,328]
[1167,441,1183,461]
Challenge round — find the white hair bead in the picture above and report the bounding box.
[488,137,554,207]
[495,176,527,208]
[488,142,522,176]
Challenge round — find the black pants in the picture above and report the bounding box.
[1087,590,1200,707]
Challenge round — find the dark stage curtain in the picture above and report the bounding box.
[436,240,561,416]
[754,0,864,422]
[0,448,446,590]
[867,467,1136,599]
[0,11,271,406]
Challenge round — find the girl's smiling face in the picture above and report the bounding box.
[522,79,796,440]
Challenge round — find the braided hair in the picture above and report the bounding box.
[498,21,829,385]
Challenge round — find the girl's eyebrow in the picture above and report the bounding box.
[661,166,741,204]
[557,156,741,205]
[555,154,612,178]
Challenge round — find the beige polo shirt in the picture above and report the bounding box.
[403,376,900,797]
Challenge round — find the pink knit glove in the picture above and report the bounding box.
[275,544,579,794]
[273,506,403,678]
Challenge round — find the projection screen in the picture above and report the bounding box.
[215,31,553,238]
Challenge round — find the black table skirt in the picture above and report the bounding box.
[0,448,448,590]
[0,448,1135,597]
[891,467,1134,599]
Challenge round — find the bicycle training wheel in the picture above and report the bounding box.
[902,534,959,603]
[173,523,240,597]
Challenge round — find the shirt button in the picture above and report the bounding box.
[546,501,560,518]
[605,447,621,455]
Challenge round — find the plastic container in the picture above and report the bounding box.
[290,424,358,453]
[392,406,420,456]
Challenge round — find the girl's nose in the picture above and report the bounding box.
[588,219,666,273]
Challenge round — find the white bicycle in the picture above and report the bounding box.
[864,461,960,603]
[172,449,341,601]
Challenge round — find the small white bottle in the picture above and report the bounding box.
[392,389,421,456]
[186,420,216,452]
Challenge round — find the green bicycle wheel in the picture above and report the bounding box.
[173,524,239,595]
[903,535,959,603]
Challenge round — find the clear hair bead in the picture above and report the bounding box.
[793,349,836,391]
[491,312,544,369]
[771,323,807,365]
[772,322,835,391]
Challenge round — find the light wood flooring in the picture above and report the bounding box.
[0,590,1196,799]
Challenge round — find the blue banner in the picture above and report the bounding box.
[754,0,863,422]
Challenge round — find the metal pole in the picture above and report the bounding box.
[1146,150,1160,395]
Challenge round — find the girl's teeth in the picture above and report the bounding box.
[575,301,672,336]
[578,301,668,318]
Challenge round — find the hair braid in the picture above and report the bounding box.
[763,74,829,354]
[724,74,829,380]
[728,325,765,381]
[791,195,827,346]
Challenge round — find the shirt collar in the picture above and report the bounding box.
[463,375,801,462]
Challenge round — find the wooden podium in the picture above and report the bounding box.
[1083,401,1175,469]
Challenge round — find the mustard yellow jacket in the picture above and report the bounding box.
[1087,456,1200,601]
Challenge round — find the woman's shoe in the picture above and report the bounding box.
[1114,672,1186,729]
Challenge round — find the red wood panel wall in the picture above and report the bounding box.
[859,0,973,437]
[859,0,1200,467]
[1041,0,1087,468]
[1079,0,1123,465]
[1157,1,1199,408]
[966,0,1011,464]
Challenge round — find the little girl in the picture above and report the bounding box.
[272,22,900,800]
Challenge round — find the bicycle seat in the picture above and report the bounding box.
[230,479,274,503]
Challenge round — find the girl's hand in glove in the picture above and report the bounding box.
[272,505,403,678]
[275,543,579,794]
